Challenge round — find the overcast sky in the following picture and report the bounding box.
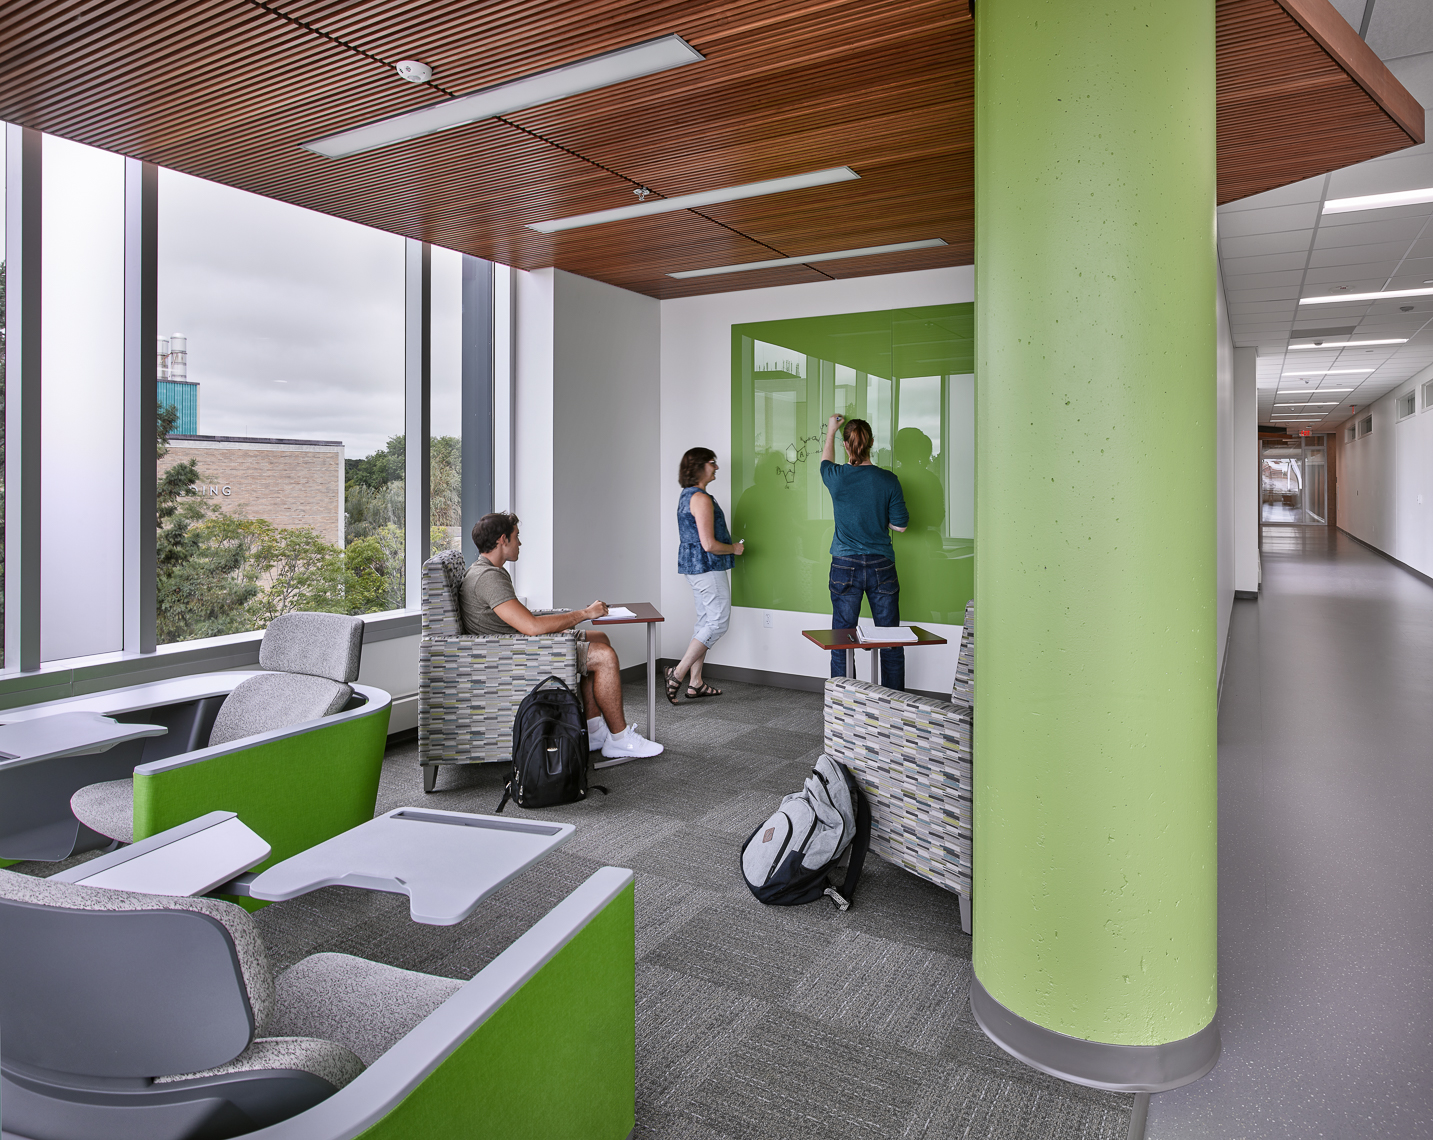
[158,166,462,459]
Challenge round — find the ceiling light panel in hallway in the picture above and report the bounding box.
[0,0,1419,298]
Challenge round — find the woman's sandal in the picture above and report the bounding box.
[664,666,683,705]
[686,681,723,699]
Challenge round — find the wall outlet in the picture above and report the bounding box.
[763,611,773,628]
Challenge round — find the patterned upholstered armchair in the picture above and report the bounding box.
[823,600,974,933]
[419,551,581,792]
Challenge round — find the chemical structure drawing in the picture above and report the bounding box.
[778,427,829,487]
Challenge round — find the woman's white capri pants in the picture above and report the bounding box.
[686,570,731,648]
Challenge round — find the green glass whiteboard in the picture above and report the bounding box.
[728,303,974,623]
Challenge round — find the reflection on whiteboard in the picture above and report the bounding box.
[727,304,974,624]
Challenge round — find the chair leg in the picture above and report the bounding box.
[422,763,438,793]
[959,891,972,936]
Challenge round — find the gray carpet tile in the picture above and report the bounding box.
[679,1008,943,1140]
[637,961,770,1108]
[726,725,827,760]
[643,893,846,1003]
[626,824,765,896]
[560,807,688,863]
[785,929,971,1057]
[12,677,1132,1139]
[903,1064,1136,1140]
[760,704,828,735]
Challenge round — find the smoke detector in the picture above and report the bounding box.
[395,60,433,84]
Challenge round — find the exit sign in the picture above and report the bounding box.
[1300,429,1312,437]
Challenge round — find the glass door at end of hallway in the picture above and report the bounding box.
[1261,436,1327,525]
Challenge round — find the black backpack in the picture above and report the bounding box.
[740,755,871,910]
[496,676,605,813]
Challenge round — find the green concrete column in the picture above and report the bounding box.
[970,0,1220,1090]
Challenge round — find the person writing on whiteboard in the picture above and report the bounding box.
[460,512,663,765]
[667,447,745,703]
[820,414,910,691]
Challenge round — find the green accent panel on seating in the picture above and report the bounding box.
[972,0,1218,1046]
[357,882,636,1140]
[132,704,389,912]
[729,305,975,625]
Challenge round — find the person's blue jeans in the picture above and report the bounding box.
[829,554,904,691]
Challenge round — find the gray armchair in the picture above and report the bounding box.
[419,552,581,792]
[69,612,368,845]
[823,599,975,933]
[0,868,460,1140]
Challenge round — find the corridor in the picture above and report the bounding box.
[1147,528,1433,1139]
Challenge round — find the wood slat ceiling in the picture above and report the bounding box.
[0,0,1420,299]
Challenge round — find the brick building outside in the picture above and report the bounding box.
[158,435,345,547]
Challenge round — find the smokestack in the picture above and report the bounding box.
[170,333,188,381]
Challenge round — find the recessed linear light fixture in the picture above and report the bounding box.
[302,35,703,159]
[1300,287,1433,305]
[1288,338,1407,349]
[667,239,947,279]
[1323,186,1433,214]
[1275,402,1340,407]
[1282,369,1372,376]
[528,167,860,234]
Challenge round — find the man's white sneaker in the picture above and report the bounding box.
[586,717,610,752]
[596,726,663,766]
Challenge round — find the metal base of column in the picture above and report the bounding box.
[969,975,1220,1093]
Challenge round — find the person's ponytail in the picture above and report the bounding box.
[841,418,874,465]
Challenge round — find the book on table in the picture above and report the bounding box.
[857,623,919,644]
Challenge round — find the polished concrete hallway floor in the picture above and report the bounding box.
[1147,527,1433,1140]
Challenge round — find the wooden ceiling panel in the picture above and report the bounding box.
[0,0,1420,298]
[1216,0,1423,205]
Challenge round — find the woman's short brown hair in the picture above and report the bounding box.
[471,512,519,554]
[678,447,716,488]
[842,419,874,464]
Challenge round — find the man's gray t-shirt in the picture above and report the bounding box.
[459,558,520,635]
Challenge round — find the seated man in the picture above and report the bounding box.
[460,512,662,766]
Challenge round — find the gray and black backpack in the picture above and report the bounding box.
[740,754,870,910]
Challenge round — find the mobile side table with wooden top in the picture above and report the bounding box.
[589,602,665,742]
[801,626,948,688]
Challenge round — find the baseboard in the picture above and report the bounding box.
[1338,528,1433,588]
[1233,589,1258,601]
[662,658,946,702]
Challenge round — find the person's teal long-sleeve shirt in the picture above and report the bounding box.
[820,460,909,559]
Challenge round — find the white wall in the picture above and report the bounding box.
[1337,363,1433,579]
[355,632,420,733]
[551,271,661,668]
[511,267,661,668]
[1215,267,1236,682]
[1233,346,1260,595]
[658,267,972,693]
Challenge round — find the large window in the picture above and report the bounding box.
[0,129,498,674]
[156,169,406,645]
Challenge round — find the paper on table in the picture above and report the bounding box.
[857,623,919,643]
[598,606,637,620]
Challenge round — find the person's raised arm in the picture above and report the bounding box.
[690,491,743,556]
[493,597,608,635]
[821,413,844,464]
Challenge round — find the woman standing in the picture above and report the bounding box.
[668,447,744,702]
[820,414,910,690]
